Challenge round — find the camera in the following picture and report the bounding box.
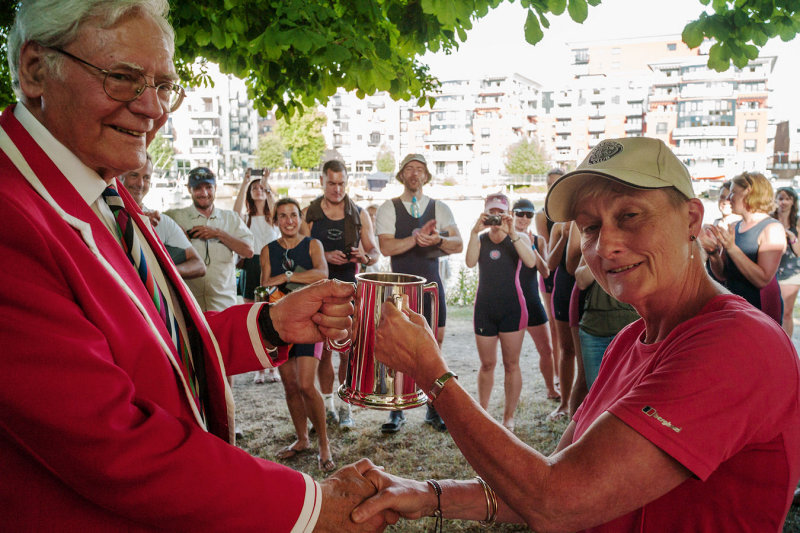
[485,214,502,226]
[249,168,264,176]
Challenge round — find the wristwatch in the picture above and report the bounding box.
[427,371,458,404]
[285,270,293,279]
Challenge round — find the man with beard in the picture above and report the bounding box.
[120,154,205,279]
[374,154,463,433]
[304,159,380,429]
[166,166,254,312]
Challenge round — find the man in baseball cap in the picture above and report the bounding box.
[545,137,695,222]
[187,166,216,188]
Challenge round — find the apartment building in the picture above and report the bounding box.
[400,74,541,181]
[168,64,259,181]
[649,54,775,178]
[321,89,402,174]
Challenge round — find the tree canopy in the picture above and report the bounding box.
[505,137,548,175]
[275,111,327,169]
[0,0,798,114]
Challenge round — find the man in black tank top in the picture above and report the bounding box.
[374,154,463,433]
[303,160,380,429]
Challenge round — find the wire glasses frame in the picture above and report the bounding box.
[49,47,186,112]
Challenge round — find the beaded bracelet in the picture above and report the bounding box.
[426,479,443,533]
[475,476,498,527]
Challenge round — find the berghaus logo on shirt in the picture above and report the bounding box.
[642,406,682,433]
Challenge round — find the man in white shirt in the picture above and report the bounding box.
[120,155,205,279]
[166,167,254,312]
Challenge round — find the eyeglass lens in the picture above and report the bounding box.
[514,211,534,218]
[104,70,184,112]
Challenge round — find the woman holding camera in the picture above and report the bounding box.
[465,194,538,431]
[234,168,280,383]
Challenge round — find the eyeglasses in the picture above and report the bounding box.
[513,211,534,219]
[50,47,185,112]
[282,249,295,271]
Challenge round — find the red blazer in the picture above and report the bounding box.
[0,107,319,531]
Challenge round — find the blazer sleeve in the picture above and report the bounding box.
[0,191,320,531]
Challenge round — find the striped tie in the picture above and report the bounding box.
[102,185,206,423]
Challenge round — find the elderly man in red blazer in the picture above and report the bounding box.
[0,1,387,531]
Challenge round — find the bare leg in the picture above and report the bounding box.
[527,323,558,399]
[475,334,499,410]
[568,325,587,417]
[780,283,799,337]
[550,318,575,420]
[278,359,311,450]
[543,290,560,386]
[498,329,525,430]
[296,356,332,466]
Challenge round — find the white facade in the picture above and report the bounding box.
[167,64,259,182]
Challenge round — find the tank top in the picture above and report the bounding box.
[777,226,800,282]
[267,237,313,292]
[390,197,441,285]
[475,233,523,307]
[309,210,360,283]
[518,234,541,296]
[723,217,783,321]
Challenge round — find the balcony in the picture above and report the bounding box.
[680,84,734,99]
[188,128,221,137]
[672,125,738,138]
[588,119,605,133]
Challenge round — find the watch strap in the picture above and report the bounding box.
[427,371,458,404]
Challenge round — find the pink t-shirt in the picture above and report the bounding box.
[573,294,800,532]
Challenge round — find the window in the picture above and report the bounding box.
[745,120,758,133]
[656,122,668,134]
[667,43,677,51]
[744,139,757,152]
[481,127,490,138]
[436,162,445,174]
[369,132,380,145]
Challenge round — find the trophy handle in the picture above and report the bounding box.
[423,282,439,340]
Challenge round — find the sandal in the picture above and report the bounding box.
[318,455,336,473]
[276,443,312,460]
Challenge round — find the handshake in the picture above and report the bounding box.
[316,459,450,532]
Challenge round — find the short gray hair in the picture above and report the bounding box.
[7,0,173,98]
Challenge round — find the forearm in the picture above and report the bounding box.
[513,234,537,268]
[378,234,417,256]
[291,268,328,285]
[437,478,525,524]
[724,247,776,288]
[437,232,463,254]
[219,231,254,258]
[431,382,555,528]
[465,233,481,268]
[175,253,206,279]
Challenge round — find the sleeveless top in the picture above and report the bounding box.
[777,226,800,282]
[267,237,313,292]
[390,197,441,285]
[518,234,541,297]
[309,208,361,283]
[475,232,524,308]
[723,217,783,322]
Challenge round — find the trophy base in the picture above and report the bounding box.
[337,384,428,410]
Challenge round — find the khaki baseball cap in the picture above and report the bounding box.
[544,137,695,222]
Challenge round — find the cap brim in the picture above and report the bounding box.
[544,170,684,222]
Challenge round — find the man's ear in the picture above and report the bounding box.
[17,41,50,101]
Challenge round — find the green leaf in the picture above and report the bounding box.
[711,0,727,13]
[567,0,589,23]
[547,0,567,15]
[524,10,544,44]
[699,0,710,4]
[742,43,759,60]
[195,28,212,47]
[682,20,705,48]
[587,0,602,6]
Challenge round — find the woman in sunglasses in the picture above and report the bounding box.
[704,172,785,324]
[260,198,336,472]
[511,199,557,401]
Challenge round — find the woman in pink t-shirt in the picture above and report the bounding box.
[353,138,800,533]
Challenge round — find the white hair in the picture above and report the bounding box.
[7,0,174,98]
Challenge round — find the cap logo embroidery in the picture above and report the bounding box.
[588,140,623,165]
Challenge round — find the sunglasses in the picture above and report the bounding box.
[513,211,534,219]
[282,248,295,271]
